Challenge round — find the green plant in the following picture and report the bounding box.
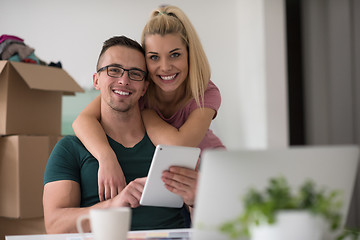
[219,176,343,238]
[336,228,360,240]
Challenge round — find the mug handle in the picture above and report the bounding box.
[76,214,90,233]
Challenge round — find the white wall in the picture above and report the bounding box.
[234,0,288,149]
[0,0,288,149]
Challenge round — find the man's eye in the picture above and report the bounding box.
[109,67,121,73]
[130,71,142,77]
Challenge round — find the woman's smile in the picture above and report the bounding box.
[159,73,178,81]
[145,33,189,94]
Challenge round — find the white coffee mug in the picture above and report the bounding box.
[76,207,131,240]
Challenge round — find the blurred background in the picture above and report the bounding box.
[1,0,359,151]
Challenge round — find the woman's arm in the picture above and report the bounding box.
[72,95,126,201]
[141,107,215,147]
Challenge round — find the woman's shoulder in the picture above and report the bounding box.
[204,80,221,100]
[207,80,219,89]
[182,80,221,113]
[204,80,220,95]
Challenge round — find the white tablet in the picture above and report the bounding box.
[140,144,201,208]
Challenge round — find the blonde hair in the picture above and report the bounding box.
[141,5,211,108]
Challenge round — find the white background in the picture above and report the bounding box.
[0,0,288,150]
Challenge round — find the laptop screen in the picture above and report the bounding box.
[192,145,359,240]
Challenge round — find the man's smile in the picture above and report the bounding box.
[113,89,132,96]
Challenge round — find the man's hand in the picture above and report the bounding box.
[111,177,147,208]
[98,159,126,201]
[161,166,198,207]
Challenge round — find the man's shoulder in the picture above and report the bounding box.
[45,135,84,185]
[58,135,81,144]
[48,135,90,166]
[54,135,85,151]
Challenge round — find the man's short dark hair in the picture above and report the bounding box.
[96,36,145,70]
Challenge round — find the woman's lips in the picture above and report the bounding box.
[159,73,177,81]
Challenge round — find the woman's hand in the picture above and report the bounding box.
[98,158,127,201]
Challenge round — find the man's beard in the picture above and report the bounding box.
[109,101,132,113]
[106,89,137,113]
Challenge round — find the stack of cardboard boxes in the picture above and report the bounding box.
[0,61,83,239]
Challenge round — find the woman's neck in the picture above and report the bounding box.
[154,83,189,117]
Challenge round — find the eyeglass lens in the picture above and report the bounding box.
[107,66,145,81]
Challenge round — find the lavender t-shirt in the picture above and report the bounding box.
[141,81,225,152]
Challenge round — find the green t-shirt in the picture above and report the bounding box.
[44,134,185,230]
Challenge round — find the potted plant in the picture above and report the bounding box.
[219,176,344,240]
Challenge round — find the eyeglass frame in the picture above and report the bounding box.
[97,64,147,81]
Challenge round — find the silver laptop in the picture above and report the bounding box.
[191,145,359,240]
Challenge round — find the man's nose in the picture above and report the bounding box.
[117,71,131,85]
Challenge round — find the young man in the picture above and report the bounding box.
[43,36,197,233]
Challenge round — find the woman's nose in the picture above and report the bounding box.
[160,59,172,72]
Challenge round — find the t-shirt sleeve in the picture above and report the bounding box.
[189,80,222,119]
[43,136,81,185]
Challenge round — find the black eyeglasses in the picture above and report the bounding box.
[97,64,147,81]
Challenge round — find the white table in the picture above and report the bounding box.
[5,228,192,240]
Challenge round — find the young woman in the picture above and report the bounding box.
[72,5,225,201]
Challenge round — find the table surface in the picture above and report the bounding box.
[5,228,193,240]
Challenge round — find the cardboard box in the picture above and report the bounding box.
[0,135,61,218]
[0,217,45,240]
[0,61,83,135]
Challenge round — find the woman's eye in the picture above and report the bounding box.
[171,53,180,58]
[149,55,159,61]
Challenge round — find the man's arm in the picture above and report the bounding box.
[43,178,146,234]
[43,180,98,233]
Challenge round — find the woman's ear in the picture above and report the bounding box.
[93,73,100,90]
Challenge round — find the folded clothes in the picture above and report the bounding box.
[8,52,40,64]
[0,34,24,44]
[1,42,34,60]
[48,61,62,68]
[1,34,62,68]
[0,39,24,53]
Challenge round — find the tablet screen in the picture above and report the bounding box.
[140,145,201,208]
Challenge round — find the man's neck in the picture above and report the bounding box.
[100,104,145,148]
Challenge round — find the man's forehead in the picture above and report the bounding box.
[100,46,146,69]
